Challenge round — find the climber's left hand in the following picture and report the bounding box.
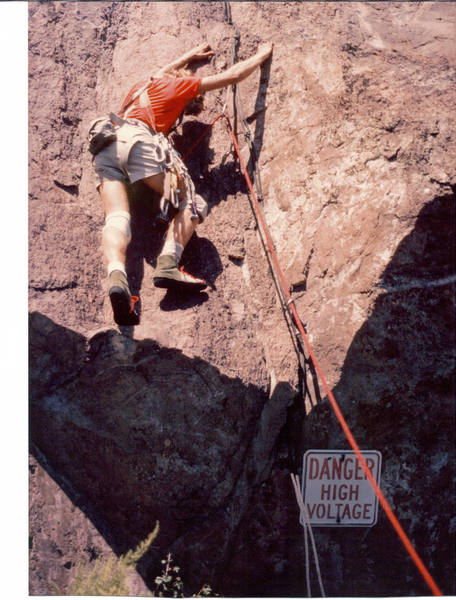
[192,43,214,61]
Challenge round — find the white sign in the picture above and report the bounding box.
[302,450,382,527]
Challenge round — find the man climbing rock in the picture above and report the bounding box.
[91,41,273,326]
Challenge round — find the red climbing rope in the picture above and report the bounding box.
[184,112,443,596]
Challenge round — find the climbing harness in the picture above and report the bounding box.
[121,81,200,223]
[182,3,443,595]
[88,76,199,224]
[158,147,200,224]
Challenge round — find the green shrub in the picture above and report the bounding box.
[154,553,213,597]
[69,521,159,596]
[67,521,215,597]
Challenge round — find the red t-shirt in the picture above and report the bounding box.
[120,76,201,134]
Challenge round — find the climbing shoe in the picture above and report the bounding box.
[108,270,139,326]
[153,254,207,292]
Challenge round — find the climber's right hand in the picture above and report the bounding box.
[257,42,273,61]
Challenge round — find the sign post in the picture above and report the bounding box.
[302,450,382,527]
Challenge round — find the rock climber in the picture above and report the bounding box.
[92,41,273,326]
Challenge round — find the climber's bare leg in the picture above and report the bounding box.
[142,173,199,248]
[141,172,165,195]
[99,179,130,268]
[98,179,139,325]
[142,173,205,290]
[165,206,199,246]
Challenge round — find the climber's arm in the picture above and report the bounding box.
[198,42,273,93]
[156,43,214,75]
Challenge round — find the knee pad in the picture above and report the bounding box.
[103,210,131,243]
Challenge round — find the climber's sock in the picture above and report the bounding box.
[159,240,184,264]
[107,261,127,277]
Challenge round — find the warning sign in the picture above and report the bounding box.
[302,450,382,527]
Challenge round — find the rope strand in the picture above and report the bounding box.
[291,473,326,597]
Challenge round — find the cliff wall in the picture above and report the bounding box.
[29,2,455,595]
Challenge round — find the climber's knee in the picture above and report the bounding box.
[102,210,132,243]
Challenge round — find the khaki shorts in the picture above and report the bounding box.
[94,119,208,221]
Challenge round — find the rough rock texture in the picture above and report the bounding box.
[29,2,455,596]
[29,452,151,596]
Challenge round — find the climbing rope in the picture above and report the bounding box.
[182,3,443,595]
[291,473,326,597]
[223,108,443,598]
[183,108,444,600]
[222,3,308,396]
[224,0,264,205]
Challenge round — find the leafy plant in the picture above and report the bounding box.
[69,521,159,596]
[67,521,216,597]
[154,553,183,597]
[154,553,214,597]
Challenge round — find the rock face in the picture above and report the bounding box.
[29,2,455,596]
